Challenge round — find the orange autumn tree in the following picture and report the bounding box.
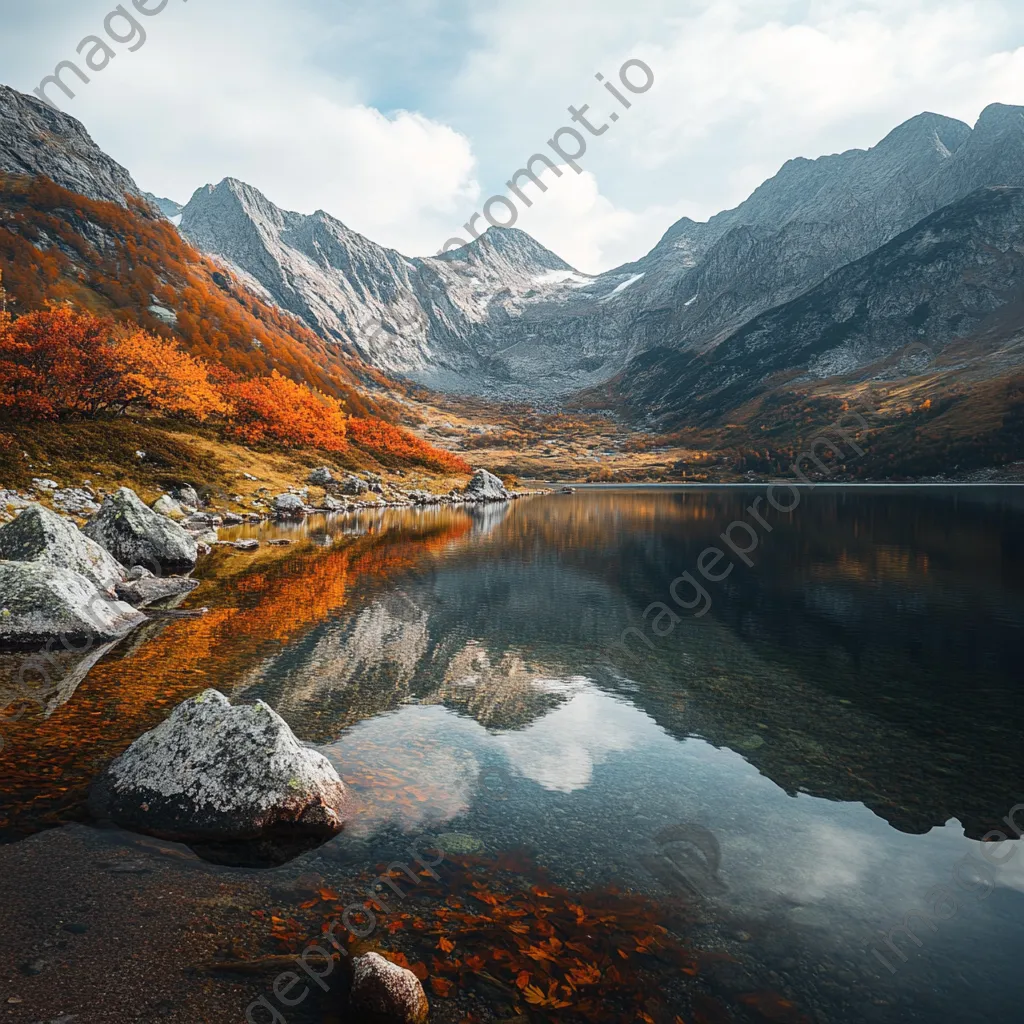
[224,371,349,452]
[0,305,224,421]
[109,325,227,420]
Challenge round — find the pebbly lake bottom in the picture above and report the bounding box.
[1,486,1023,1023]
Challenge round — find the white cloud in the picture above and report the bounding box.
[507,165,692,273]
[4,0,1024,269]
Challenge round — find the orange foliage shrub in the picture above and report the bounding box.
[224,371,349,452]
[347,416,471,473]
[0,305,224,421]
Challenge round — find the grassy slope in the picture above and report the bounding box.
[0,419,469,513]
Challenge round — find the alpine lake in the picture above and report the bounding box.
[1,486,1022,1024]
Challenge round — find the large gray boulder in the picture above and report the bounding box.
[0,562,147,647]
[84,488,198,573]
[464,469,509,502]
[340,474,370,496]
[307,467,335,487]
[89,690,348,865]
[0,504,126,593]
[350,953,429,1024]
[273,493,307,518]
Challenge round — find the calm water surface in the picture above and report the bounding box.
[2,487,1023,1023]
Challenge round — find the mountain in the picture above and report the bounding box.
[615,186,1024,427]
[178,105,1024,405]
[179,177,592,384]
[0,84,150,210]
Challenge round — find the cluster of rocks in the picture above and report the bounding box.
[261,467,517,520]
[0,490,199,648]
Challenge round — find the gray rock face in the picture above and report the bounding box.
[84,489,198,574]
[88,690,348,865]
[178,177,576,382]
[152,495,186,520]
[624,186,1024,426]
[349,953,429,1024]
[51,488,100,517]
[0,85,148,208]
[0,562,146,647]
[464,469,509,502]
[0,504,125,593]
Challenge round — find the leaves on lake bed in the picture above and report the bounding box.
[250,847,807,1023]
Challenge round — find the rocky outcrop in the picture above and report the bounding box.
[0,85,147,208]
[88,690,348,866]
[464,469,509,503]
[349,953,429,1024]
[84,488,198,574]
[0,562,146,647]
[171,485,202,508]
[0,504,125,593]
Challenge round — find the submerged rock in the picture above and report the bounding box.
[0,504,125,593]
[89,689,348,866]
[464,469,509,503]
[350,953,429,1024]
[84,488,198,574]
[114,575,200,609]
[0,562,147,647]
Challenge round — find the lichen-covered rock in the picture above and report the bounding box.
[88,690,348,860]
[350,953,429,1024]
[84,488,198,573]
[52,487,100,516]
[0,504,126,593]
[0,562,147,647]
[464,469,509,502]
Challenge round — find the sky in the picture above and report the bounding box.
[2,0,1024,272]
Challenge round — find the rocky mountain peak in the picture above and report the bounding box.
[442,226,574,275]
[0,84,147,208]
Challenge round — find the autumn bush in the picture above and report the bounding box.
[347,416,471,473]
[223,371,349,452]
[0,305,225,421]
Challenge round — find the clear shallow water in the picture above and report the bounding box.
[2,487,1023,1023]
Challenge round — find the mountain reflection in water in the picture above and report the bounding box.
[1,486,1022,1023]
